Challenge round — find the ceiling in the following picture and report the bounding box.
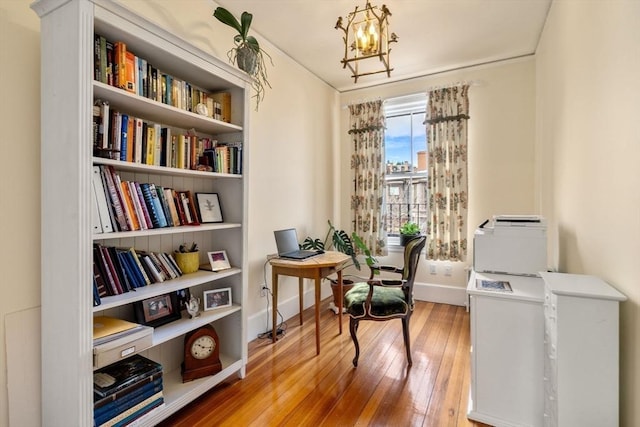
[215,0,552,93]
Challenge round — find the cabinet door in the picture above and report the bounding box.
[471,294,544,426]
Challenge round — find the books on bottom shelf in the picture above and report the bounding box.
[93,354,164,426]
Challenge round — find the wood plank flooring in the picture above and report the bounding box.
[158,299,490,427]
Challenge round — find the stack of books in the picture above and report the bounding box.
[93,354,164,427]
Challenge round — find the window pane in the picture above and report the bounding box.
[413,113,427,171]
[383,110,427,242]
[385,115,412,171]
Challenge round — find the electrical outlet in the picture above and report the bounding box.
[429,265,437,275]
[444,265,453,276]
[260,285,268,297]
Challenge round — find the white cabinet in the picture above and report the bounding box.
[467,271,545,427]
[540,272,626,427]
[31,0,250,425]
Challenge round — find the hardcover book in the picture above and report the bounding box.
[94,379,162,422]
[93,354,162,398]
[113,41,127,90]
[97,393,163,427]
[124,51,136,94]
[94,371,162,410]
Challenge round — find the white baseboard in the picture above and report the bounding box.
[247,281,467,343]
[413,282,468,307]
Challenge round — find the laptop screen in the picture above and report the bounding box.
[274,228,300,255]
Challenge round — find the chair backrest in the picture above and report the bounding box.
[402,236,427,292]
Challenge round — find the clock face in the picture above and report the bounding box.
[191,335,215,359]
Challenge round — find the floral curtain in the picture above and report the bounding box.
[349,100,387,256]
[425,85,470,261]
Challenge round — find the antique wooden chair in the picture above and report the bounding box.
[344,235,427,367]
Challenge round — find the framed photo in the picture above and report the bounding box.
[206,250,231,271]
[204,288,232,311]
[195,193,223,223]
[175,288,191,312]
[134,292,181,327]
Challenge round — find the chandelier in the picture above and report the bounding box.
[335,1,398,83]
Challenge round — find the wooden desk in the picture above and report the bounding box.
[269,251,351,355]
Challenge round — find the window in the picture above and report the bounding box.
[384,94,428,245]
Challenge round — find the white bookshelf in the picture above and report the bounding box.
[31,0,250,425]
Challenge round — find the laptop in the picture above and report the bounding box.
[274,228,322,260]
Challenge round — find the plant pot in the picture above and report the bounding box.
[330,279,356,308]
[174,251,200,274]
[400,233,421,246]
[236,45,257,75]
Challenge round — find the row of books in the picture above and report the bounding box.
[93,102,242,174]
[92,165,203,235]
[93,243,183,303]
[93,354,164,427]
[94,34,232,123]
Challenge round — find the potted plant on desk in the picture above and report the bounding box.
[300,220,376,312]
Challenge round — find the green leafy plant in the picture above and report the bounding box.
[301,220,376,271]
[213,7,273,110]
[178,242,199,253]
[400,221,420,236]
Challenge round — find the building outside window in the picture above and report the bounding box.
[384,93,428,246]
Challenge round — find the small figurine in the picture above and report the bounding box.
[187,295,201,319]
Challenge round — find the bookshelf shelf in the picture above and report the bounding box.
[93,81,243,135]
[93,223,242,241]
[33,0,250,425]
[141,356,244,425]
[152,304,242,346]
[94,268,242,311]
[93,157,243,179]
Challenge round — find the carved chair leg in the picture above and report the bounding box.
[402,316,412,366]
[349,318,360,367]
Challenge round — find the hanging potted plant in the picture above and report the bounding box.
[213,7,273,110]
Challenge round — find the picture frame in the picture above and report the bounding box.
[206,250,231,272]
[195,193,223,223]
[175,288,191,312]
[134,292,182,327]
[204,287,232,311]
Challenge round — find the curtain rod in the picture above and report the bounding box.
[341,80,482,109]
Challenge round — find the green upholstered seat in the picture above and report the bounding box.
[345,282,409,318]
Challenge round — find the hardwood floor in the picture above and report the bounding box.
[158,299,490,427]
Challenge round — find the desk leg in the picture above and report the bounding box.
[298,277,304,325]
[272,270,278,343]
[337,269,343,335]
[314,274,321,355]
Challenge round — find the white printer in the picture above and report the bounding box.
[473,214,547,276]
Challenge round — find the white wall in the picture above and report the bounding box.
[339,58,538,297]
[536,1,640,425]
[0,3,42,427]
